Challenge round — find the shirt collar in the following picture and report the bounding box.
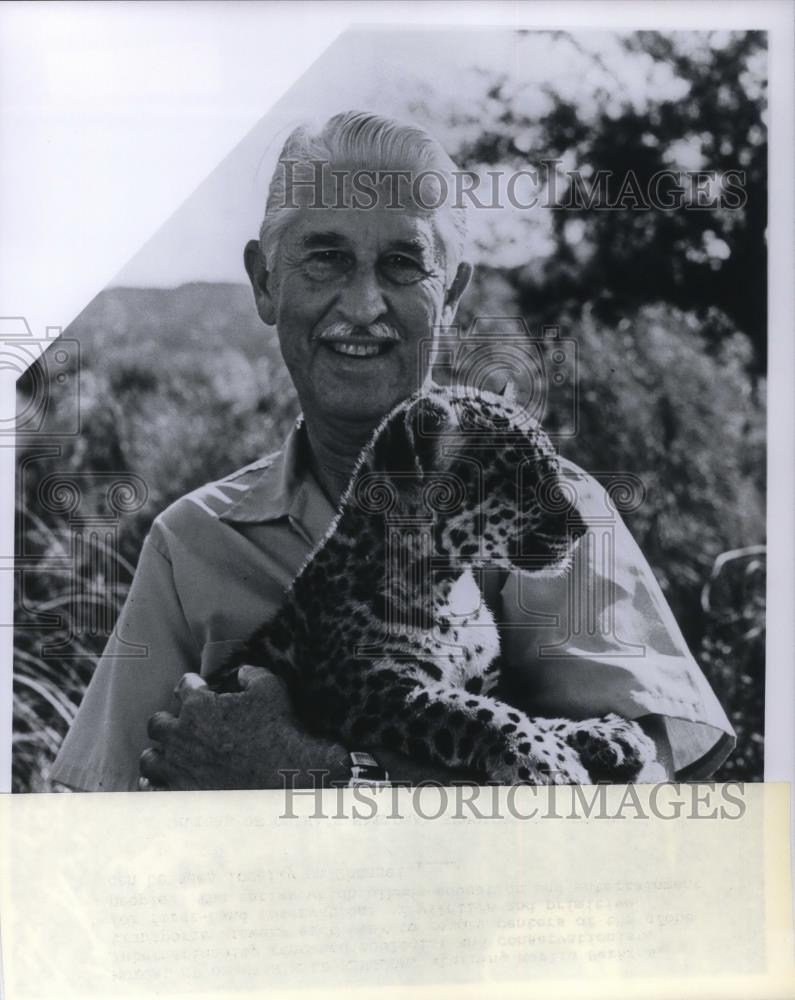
[219,416,337,543]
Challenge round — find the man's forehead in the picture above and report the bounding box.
[284,207,442,256]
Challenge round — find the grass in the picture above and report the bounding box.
[13,512,132,792]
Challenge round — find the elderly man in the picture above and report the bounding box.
[51,111,734,792]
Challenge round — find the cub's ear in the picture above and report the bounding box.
[369,395,453,477]
[406,394,454,474]
[496,378,517,403]
[369,415,415,477]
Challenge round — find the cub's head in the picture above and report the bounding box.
[352,385,587,573]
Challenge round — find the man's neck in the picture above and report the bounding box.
[304,412,381,508]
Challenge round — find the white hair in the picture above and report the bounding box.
[259,110,469,277]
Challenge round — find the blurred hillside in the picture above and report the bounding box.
[68,283,274,361]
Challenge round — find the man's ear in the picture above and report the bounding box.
[441,261,473,325]
[244,239,277,326]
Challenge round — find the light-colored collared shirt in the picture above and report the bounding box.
[51,417,735,791]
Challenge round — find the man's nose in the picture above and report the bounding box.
[337,266,388,327]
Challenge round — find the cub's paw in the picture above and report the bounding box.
[565,714,660,783]
[488,734,591,786]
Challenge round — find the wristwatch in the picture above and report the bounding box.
[347,750,391,787]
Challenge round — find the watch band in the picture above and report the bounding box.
[348,750,391,787]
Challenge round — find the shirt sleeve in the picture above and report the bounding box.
[497,463,736,780]
[49,523,202,792]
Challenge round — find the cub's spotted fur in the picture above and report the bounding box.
[213,385,661,785]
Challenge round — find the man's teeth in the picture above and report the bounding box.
[327,342,387,357]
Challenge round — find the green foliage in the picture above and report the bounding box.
[417,30,768,370]
[558,305,764,638]
[699,547,766,781]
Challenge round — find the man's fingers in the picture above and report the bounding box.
[174,672,209,703]
[237,664,287,693]
[139,747,171,786]
[147,711,179,742]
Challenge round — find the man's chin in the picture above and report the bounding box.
[318,391,404,426]
[311,358,422,424]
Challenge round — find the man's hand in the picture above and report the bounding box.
[139,666,351,791]
[139,665,476,791]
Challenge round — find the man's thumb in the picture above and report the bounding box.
[237,664,289,696]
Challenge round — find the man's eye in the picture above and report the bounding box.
[381,254,428,285]
[304,251,350,280]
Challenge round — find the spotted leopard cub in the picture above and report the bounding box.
[213,385,661,785]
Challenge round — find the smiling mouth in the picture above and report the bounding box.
[321,340,396,358]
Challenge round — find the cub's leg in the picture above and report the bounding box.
[304,660,591,785]
[531,713,663,783]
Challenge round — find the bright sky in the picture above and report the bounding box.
[110,27,702,288]
[111,28,523,287]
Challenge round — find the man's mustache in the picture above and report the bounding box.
[314,321,401,342]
